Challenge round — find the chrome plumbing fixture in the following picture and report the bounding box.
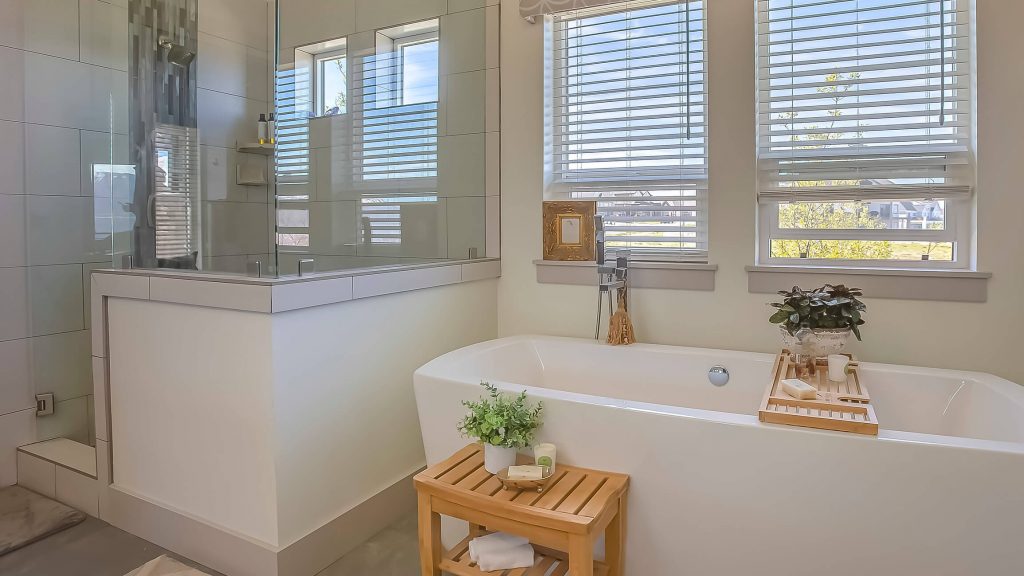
[594,215,630,340]
[708,366,730,387]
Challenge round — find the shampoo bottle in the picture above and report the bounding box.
[267,113,276,145]
[257,113,268,144]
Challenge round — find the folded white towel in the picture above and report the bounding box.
[469,532,535,572]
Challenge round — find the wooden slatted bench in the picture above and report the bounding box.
[414,444,629,576]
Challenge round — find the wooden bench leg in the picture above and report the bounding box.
[606,492,627,576]
[468,522,485,538]
[418,492,442,576]
[568,535,594,576]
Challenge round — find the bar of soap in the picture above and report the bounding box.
[781,378,818,400]
[506,465,544,480]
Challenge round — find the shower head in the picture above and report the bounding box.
[159,39,196,68]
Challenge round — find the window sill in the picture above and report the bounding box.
[534,260,717,291]
[746,265,991,303]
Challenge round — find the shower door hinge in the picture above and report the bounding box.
[36,393,54,416]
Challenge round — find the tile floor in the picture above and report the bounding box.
[0,513,421,576]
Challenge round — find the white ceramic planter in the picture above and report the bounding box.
[483,443,517,474]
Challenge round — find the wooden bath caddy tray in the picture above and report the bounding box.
[759,351,879,435]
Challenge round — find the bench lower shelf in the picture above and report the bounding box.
[441,535,610,576]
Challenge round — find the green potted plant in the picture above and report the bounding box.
[769,284,867,358]
[457,382,544,473]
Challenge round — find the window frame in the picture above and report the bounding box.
[393,32,440,106]
[755,0,974,270]
[757,197,971,269]
[546,0,710,262]
[314,46,348,117]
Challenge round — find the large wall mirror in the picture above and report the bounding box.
[274,0,500,276]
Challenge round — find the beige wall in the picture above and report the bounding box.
[496,0,1024,384]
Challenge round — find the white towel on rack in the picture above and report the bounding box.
[469,532,535,571]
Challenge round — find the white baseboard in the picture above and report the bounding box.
[101,467,422,576]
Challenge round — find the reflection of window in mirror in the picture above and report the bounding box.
[376,19,439,107]
[396,35,438,105]
[315,48,347,116]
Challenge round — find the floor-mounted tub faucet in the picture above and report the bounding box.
[594,215,629,339]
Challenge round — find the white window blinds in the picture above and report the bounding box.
[757,0,972,201]
[551,0,707,258]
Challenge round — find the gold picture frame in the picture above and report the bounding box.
[542,201,597,261]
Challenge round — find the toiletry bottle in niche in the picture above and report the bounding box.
[257,113,268,145]
[267,113,276,145]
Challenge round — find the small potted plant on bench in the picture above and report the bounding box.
[458,382,543,474]
[769,284,867,358]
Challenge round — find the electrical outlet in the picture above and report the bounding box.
[36,393,54,416]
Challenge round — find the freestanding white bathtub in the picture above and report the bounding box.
[414,335,1024,576]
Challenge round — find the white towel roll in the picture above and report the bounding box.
[469,532,535,571]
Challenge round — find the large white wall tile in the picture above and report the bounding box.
[81,130,129,197]
[202,146,268,203]
[31,330,93,402]
[0,339,33,416]
[198,32,248,97]
[8,0,81,60]
[446,196,486,260]
[441,8,486,76]
[308,200,359,254]
[36,395,89,444]
[56,465,99,516]
[197,88,268,147]
[29,264,85,336]
[17,451,56,497]
[0,47,25,122]
[0,120,25,195]
[24,53,128,134]
[0,410,35,487]
[79,0,129,71]
[30,0,80,59]
[351,264,461,299]
[200,0,269,50]
[0,267,30,341]
[148,277,272,313]
[0,195,27,267]
[27,195,110,265]
[354,0,445,34]
[438,134,486,198]
[446,70,486,135]
[280,0,355,49]
[202,201,271,256]
[449,0,487,12]
[246,46,270,102]
[26,123,82,196]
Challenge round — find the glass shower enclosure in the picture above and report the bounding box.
[116,0,494,278]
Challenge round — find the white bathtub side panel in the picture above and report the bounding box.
[415,375,1024,576]
[271,279,498,547]
[107,298,280,546]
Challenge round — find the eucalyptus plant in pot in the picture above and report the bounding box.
[457,382,544,474]
[769,284,867,358]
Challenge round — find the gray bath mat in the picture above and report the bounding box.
[0,485,87,556]
[125,555,212,576]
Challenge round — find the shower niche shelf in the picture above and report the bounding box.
[236,143,275,156]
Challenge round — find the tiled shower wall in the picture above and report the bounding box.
[0,0,273,486]
[197,0,274,274]
[0,0,130,486]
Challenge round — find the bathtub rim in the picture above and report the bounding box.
[415,335,1024,456]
